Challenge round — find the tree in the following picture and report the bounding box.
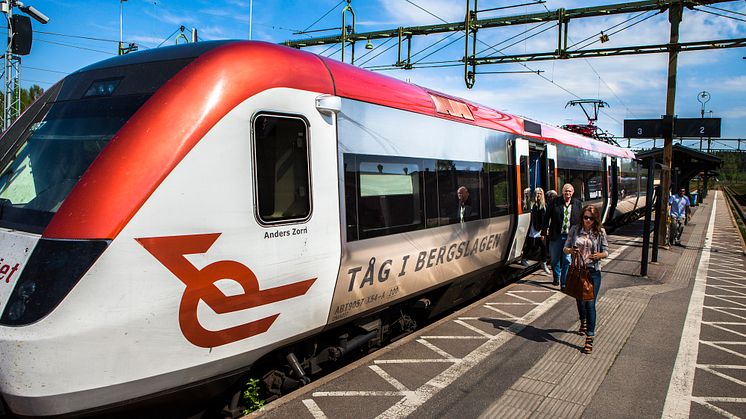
[20,84,44,110]
[0,84,45,124]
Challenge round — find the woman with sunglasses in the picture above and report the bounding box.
[563,205,609,354]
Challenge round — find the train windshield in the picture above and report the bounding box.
[0,94,150,232]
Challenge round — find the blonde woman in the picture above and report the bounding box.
[523,187,550,274]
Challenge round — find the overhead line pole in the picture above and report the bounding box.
[657,1,683,249]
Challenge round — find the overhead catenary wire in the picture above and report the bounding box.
[565,10,651,50]
[299,0,346,34]
[359,38,401,67]
[157,27,185,48]
[703,4,746,18]
[0,26,120,44]
[409,32,460,60]
[23,65,68,75]
[355,36,395,63]
[475,20,553,56]
[570,10,663,52]
[20,78,56,86]
[693,6,746,24]
[34,38,116,55]
[394,0,587,103]
[411,34,464,65]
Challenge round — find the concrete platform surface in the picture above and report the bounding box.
[250,191,746,419]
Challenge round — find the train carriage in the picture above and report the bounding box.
[0,40,640,417]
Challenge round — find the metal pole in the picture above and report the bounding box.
[4,1,15,130]
[658,0,682,248]
[652,164,665,261]
[641,161,655,277]
[249,0,253,40]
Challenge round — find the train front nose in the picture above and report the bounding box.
[0,229,39,320]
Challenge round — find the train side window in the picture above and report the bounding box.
[354,155,424,240]
[437,160,482,225]
[253,114,311,224]
[485,163,510,217]
[548,159,556,192]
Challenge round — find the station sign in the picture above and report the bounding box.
[623,118,671,139]
[674,118,721,138]
[624,117,721,138]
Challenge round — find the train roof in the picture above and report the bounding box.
[45,40,633,240]
[76,40,634,160]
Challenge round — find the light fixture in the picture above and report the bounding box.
[365,39,373,49]
[599,32,609,43]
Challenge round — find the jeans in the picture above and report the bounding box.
[549,235,571,287]
[576,268,602,337]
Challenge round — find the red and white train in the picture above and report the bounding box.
[0,41,644,417]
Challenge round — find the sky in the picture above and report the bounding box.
[7,0,746,148]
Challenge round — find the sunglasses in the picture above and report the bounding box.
[583,216,594,221]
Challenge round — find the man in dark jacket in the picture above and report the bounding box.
[542,183,582,288]
[454,186,476,224]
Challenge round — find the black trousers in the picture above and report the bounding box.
[523,236,547,261]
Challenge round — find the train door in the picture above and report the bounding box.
[507,138,530,261]
[600,157,611,222]
[527,143,547,194]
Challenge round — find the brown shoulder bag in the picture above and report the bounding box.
[563,253,594,301]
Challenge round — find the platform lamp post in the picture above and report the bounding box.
[1,0,48,130]
[697,91,710,152]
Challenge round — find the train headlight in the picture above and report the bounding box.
[5,281,37,321]
[0,239,108,326]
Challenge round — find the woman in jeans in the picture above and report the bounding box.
[563,205,608,354]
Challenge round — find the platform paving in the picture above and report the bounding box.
[252,191,746,419]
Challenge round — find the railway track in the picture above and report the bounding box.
[722,186,746,227]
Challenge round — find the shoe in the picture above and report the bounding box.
[542,262,551,275]
[578,320,587,336]
[520,259,529,267]
[552,279,559,286]
[581,336,594,354]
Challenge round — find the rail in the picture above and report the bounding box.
[723,186,746,228]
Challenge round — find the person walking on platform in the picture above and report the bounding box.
[563,205,608,354]
[543,184,581,288]
[668,188,691,246]
[522,187,550,273]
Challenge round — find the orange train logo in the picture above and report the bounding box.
[136,233,316,348]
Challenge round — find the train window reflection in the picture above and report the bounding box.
[345,154,512,242]
[352,155,424,240]
[253,114,311,224]
[437,160,482,226]
[486,163,510,217]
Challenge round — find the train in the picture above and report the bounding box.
[0,40,645,417]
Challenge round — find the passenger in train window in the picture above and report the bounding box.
[543,184,582,289]
[454,186,476,224]
[668,188,691,246]
[522,187,531,213]
[520,187,550,274]
[563,205,608,354]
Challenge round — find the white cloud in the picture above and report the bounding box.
[379,0,464,26]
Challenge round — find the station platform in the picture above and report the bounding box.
[252,191,746,419]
